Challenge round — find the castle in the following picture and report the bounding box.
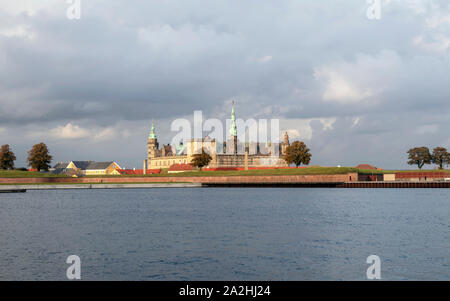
[143,104,290,173]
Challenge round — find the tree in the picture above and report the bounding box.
[27,142,52,171]
[0,144,16,170]
[190,149,212,170]
[284,141,312,168]
[407,147,431,169]
[431,147,450,170]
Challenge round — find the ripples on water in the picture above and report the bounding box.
[0,188,449,280]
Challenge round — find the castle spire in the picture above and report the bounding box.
[149,122,157,139]
[229,100,237,137]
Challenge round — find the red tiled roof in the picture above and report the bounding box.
[118,169,144,175]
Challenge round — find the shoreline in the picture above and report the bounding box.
[1,181,449,191]
[0,183,202,191]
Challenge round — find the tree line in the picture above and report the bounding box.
[2,141,448,172]
[0,143,52,171]
[407,147,450,170]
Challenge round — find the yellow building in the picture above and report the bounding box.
[62,161,121,175]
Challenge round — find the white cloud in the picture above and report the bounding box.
[314,50,401,104]
[50,123,90,139]
[314,69,373,103]
[414,34,450,52]
[0,25,35,40]
[414,12,450,53]
[319,117,337,131]
[284,129,300,140]
[0,0,62,16]
[425,13,450,29]
[382,0,430,15]
[30,123,119,141]
[280,119,315,141]
[406,2,450,53]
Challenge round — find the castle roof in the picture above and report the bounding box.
[149,122,157,139]
[69,161,119,170]
[229,101,237,137]
[53,162,69,169]
[162,145,173,156]
[71,161,91,169]
[85,161,115,170]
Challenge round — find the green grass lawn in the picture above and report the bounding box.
[85,167,381,178]
[84,167,450,177]
[1,167,448,179]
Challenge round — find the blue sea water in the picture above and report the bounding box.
[0,188,449,280]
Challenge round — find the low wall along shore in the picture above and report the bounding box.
[0,173,357,184]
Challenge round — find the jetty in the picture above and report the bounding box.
[0,188,27,193]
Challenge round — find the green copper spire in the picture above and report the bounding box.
[149,122,157,139]
[229,101,237,137]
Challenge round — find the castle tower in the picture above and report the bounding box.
[281,132,290,155]
[147,122,159,159]
[227,101,238,155]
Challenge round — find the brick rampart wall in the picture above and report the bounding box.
[0,173,356,184]
[395,172,447,179]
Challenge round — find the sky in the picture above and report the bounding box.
[0,0,449,169]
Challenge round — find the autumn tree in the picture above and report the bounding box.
[190,149,212,171]
[27,142,52,171]
[284,141,312,168]
[431,147,450,170]
[0,144,16,170]
[407,147,432,169]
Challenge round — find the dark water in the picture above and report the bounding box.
[0,188,449,280]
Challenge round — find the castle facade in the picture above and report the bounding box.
[143,105,290,172]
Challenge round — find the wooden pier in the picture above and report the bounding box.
[0,188,27,193]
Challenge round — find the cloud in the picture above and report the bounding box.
[93,127,116,141]
[314,69,373,103]
[415,124,439,135]
[414,12,450,52]
[257,55,272,63]
[0,25,35,40]
[50,123,90,139]
[0,1,449,169]
[314,50,401,104]
[351,117,361,128]
[0,0,59,16]
[319,118,337,131]
[414,34,450,52]
[31,123,120,142]
[284,129,301,140]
